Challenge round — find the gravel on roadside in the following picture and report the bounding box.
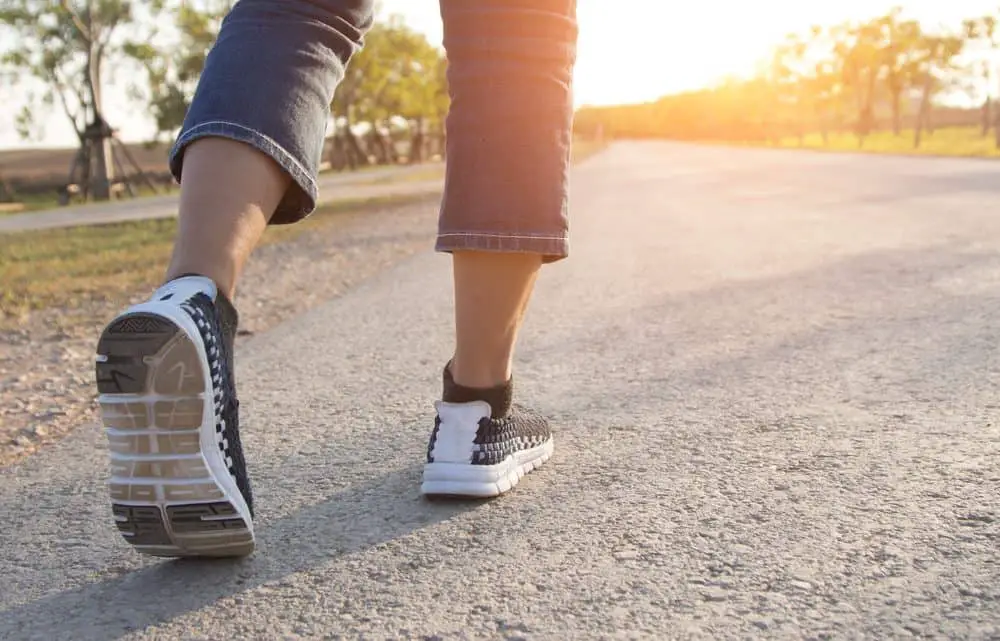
[0,197,439,467]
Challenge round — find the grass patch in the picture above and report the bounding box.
[768,126,1000,159]
[0,143,609,326]
[0,192,438,327]
[0,216,178,324]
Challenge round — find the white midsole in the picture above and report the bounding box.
[106,301,254,534]
[421,438,554,495]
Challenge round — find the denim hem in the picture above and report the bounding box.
[435,232,569,263]
[168,120,319,224]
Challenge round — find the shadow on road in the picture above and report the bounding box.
[1,462,484,640]
[5,235,1000,638]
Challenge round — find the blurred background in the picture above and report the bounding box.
[1,0,999,209]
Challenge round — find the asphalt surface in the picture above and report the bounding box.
[0,162,444,234]
[2,141,1000,639]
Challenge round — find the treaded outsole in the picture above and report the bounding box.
[96,311,254,558]
[421,438,554,498]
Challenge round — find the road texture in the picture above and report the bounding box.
[0,162,444,234]
[2,141,999,639]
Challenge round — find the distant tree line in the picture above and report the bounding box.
[0,1,449,201]
[575,7,1000,150]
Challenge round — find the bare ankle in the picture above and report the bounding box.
[448,357,511,389]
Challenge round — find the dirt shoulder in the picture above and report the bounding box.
[0,195,440,467]
[0,141,607,468]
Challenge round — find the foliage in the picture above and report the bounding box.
[576,6,999,150]
[127,0,232,137]
[0,0,163,141]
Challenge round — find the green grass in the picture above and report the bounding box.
[0,141,611,327]
[0,192,438,328]
[767,126,1000,159]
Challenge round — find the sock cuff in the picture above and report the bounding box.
[441,362,513,418]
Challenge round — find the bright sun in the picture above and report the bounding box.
[571,0,996,107]
[2,0,995,148]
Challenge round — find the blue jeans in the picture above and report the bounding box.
[169,0,578,261]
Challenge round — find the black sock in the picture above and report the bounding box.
[441,362,513,419]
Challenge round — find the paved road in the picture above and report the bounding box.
[0,162,444,234]
[2,141,1000,639]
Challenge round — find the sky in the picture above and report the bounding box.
[1,0,998,150]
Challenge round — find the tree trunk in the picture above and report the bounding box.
[984,96,994,138]
[914,75,933,149]
[382,123,399,164]
[87,48,114,201]
[410,118,425,163]
[891,91,902,136]
[328,135,347,171]
[995,104,1000,149]
[342,112,367,168]
[854,69,877,146]
[368,127,389,165]
[0,170,14,203]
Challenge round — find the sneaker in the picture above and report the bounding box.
[95,275,255,557]
[421,365,554,497]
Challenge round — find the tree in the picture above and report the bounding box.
[832,19,883,145]
[128,0,232,140]
[964,14,999,142]
[373,19,448,162]
[769,33,810,144]
[912,32,966,148]
[0,0,163,199]
[875,8,923,136]
[330,14,447,167]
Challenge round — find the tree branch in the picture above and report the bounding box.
[59,0,91,44]
[50,68,84,137]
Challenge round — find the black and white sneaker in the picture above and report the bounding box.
[95,275,255,557]
[421,365,554,497]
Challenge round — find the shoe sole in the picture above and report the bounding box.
[420,438,554,498]
[95,304,254,558]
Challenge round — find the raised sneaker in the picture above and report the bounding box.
[95,275,255,557]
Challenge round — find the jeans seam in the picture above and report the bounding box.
[435,232,569,261]
[171,120,318,196]
[437,232,567,241]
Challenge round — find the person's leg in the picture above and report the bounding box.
[95,0,375,558]
[440,0,577,390]
[422,0,578,497]
[165,138,289,298]
[164,0,376,298]
[450,252,542,388]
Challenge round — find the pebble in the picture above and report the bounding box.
[0,199,436,470]
[701,588,729,602]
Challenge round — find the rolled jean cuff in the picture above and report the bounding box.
[169,121,317,223]
[166,0,374,225]
[435,231,569,262]
[436,0,577,264]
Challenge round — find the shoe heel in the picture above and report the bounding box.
[97,312,253,557]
